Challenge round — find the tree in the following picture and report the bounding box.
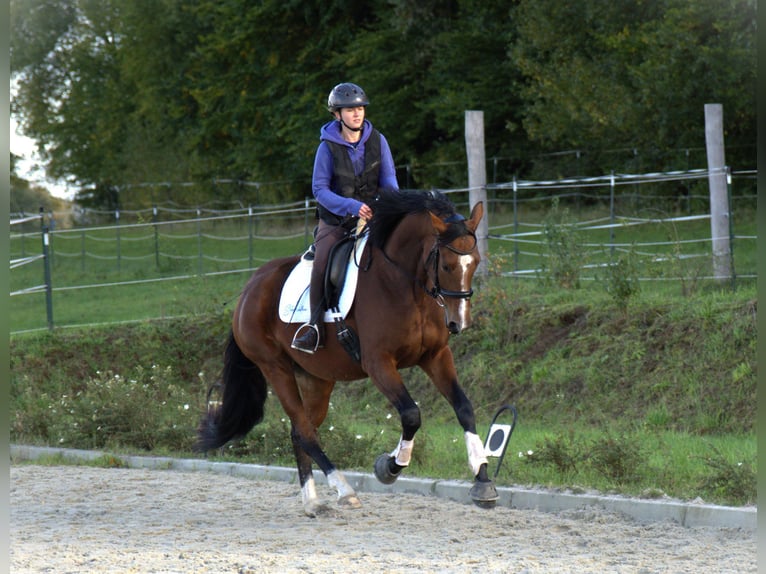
[512,0,756,176]
[11,0,756,208]
[11,153,68,216]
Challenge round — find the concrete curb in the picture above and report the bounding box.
[11,444,756,531]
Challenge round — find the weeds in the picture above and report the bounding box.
[696,444,756,506]
[523,433,581,474]
[601,248,641,312]
[523,432,646,488]
[13,365,201,451]
[9,281,757,506]
[539,198,585,289]
[588,434,645,484]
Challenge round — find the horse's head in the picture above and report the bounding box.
[428,201,484,334]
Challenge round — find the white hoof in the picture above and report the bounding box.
[338,493,362,509]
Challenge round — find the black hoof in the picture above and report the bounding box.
[470,480,498,509]
[374,453,402,485]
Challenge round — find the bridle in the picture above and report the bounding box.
[377,214,478,306]
[423,231,477,307]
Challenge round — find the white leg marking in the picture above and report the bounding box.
[301,476,318,507]
[390,436,414,466]
[465,431,488,476]
[327,470,356,500]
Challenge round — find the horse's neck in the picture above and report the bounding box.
[383,213,433,279]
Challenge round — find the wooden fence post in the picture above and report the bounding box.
[704,103,732,282]
[465,110,489,277]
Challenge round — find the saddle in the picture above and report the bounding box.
[323,234,363,362]
[278,230,369,362]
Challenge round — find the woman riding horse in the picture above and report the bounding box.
[196,189,496,516]
[291,82,399,354]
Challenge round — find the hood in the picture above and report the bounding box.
[319,119,373,147]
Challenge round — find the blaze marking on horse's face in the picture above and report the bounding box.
[457,253,474,328]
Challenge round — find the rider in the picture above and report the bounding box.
[291,82,400,353]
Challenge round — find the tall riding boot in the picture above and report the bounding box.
[291,305,324,353]
[291,224,334,354]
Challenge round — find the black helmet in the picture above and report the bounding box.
[327,82,369,112]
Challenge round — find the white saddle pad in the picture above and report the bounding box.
[278,234,368,324]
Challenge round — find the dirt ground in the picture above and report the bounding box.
[10,464,756,573]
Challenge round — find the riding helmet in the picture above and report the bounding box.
[327,83,369,112]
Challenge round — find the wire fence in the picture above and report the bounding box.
[10,168,757,332]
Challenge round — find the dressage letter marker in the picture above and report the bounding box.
[483,404,518,478]
[485,423,512,457]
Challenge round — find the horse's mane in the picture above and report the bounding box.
[367,189,468,250]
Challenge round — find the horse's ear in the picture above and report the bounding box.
[429,211,449,234]
[466,201,484,231]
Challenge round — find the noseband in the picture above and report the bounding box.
[424,232,477,305]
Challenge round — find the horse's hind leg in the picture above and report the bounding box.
[266,366,361,516]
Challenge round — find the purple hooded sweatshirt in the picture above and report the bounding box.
[311,119,399,218]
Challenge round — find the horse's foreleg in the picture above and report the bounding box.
[370,369,422,484]
[420,348,498,507]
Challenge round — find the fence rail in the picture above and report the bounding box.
[10,168,757,332]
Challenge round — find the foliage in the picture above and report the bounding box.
[696,444,756,506]
[523,433,582,474]
[11,155,69,215]
[10,0,756,208]
[600,247,641,312]
[523,431,647,485]
[512,0,757,176]
[9,272,757,505]
[15,366,199,451]
[539,198,585,288]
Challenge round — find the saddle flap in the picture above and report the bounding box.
[324,237,358,310]
[278,233,368,324]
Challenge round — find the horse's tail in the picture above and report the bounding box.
[193,330,268,453]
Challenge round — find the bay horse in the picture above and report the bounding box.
[195,189,497,516]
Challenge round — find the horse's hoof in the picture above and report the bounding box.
[338,494,362,509]
[303,500,330,518]
[374,453,401,485]
[470,480,498,509]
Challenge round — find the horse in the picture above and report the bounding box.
[194,189,497,516]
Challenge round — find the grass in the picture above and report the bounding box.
[9,202,757,507]
[10,278,756,506]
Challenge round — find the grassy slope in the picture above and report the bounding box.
[10,280,757,504]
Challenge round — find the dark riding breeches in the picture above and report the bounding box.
[309,219,349,323]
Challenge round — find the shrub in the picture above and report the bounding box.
[14,365,200,451]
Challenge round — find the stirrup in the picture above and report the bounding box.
[291,323,321,354]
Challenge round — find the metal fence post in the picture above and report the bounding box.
[115,209,121,273]
[81,229,86,272]
[726,167,736,290]
[513,177,519,275]
[40,208,54,330]
[248,205,254,269]
[704,103,732,282]
[197,207,203,275]
[465,110,490,277]
[610,172,616,258]
[153,205,160,270]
